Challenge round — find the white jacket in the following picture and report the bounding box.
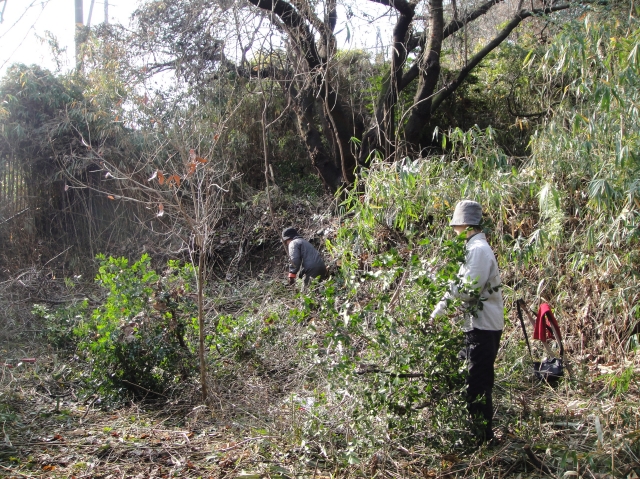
[431,233,504,332]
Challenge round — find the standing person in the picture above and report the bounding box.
[282,227,327,287]
[430,200,504,445]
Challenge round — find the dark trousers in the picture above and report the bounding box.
[302,265,328,286]
[464,328,502,442]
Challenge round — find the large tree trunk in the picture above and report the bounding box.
[247,0,358,189]
[358,0,416,165]
[323,85,360,185]
[403,0,445,150]
[292,86,343,192]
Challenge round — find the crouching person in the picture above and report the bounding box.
[282,227,327,287]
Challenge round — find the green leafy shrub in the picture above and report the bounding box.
[33,300,89,351]
[72,254,198,399]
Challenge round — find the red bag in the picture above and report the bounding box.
[534,303,563,349]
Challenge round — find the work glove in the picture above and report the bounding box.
[288,272,296,285]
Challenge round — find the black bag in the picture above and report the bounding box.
[517,300,564,383]
[534,357,564,381]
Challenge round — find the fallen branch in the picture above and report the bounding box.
[80,395,99,422]
[523,444,555,475]
[438,444,511,477]
[0,207,29,225]
[121,379,168,398]
[216,435,277,452]
[355,365,425,378]
[387,269,408,312]
[0,463,32,478]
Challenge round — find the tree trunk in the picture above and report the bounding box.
[358,1,416,165]
[323,87,360,185]
[197,245,207,402]
[247,0,358,190]
[292,86,343,192]
[403,0,445,149]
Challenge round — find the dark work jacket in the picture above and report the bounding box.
[287,237,326,278]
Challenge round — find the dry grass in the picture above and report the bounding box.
[2,312,640,478]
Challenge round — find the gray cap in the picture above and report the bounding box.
[449,200,482,226]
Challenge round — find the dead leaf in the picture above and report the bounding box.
[107,195,115,200]
[196,156,208,164]
[158,171,165,185]
[441,453,458,463]
[189,149,196,162]
[218,453,238,469]
[187,163,196,175]
[42,465,56,471]
[153,300,166,311]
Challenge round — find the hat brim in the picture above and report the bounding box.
[449,220,480,227]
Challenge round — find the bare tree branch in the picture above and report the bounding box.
[432,4,572,112]
[443,0,507,38]
[404,0,507,55]
[368,0,417,15]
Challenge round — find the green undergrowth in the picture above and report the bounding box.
[20,10,640,476]
[34,254,200,400]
